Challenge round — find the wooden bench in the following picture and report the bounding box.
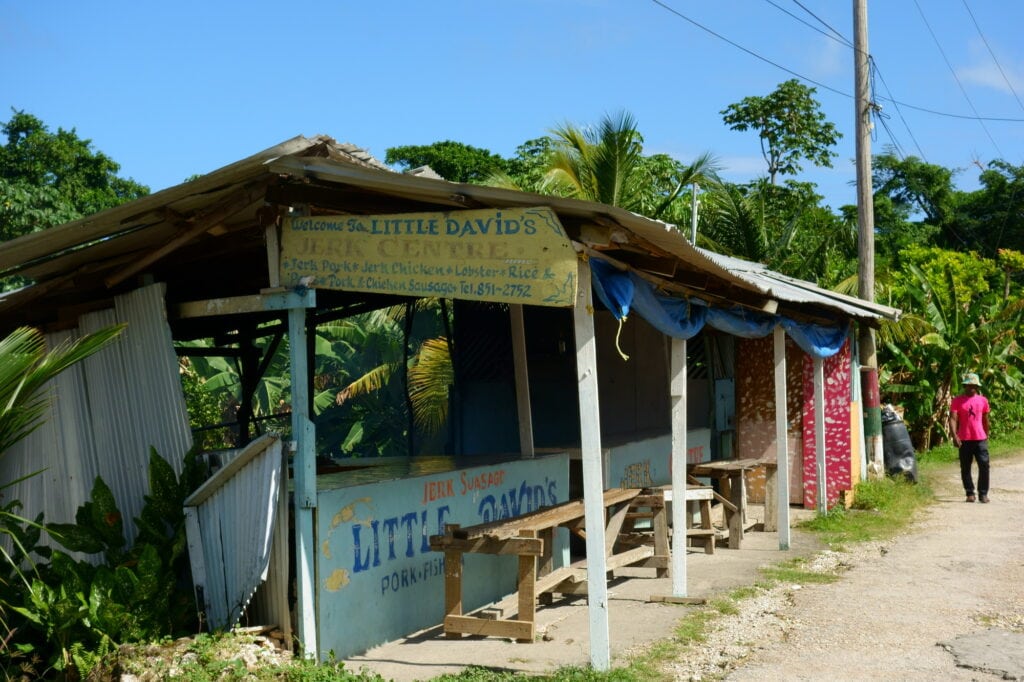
[428,488,669,643]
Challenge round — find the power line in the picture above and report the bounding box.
[873,96,1024,123]
[911,0,1005,159]
[648,0,849,98]
[648,0,1024,124]
[762,0,851,48]
[870,59,928,160]
[789,0,852,47]
[960,0,1024,116]
[773,0,926,160]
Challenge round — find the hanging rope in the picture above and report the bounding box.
[615,316,630,361]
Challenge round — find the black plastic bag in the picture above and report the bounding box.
[881,406,918,483]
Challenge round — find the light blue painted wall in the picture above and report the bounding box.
[605,429,712,489]
[316,454,569,659]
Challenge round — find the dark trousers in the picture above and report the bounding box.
[959,440,990,496]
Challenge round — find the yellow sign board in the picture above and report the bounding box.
[280,207,577,307]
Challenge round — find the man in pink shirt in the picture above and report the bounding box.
[950,372,991,503]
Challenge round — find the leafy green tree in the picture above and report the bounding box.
[957,160,1024,255]
[384,140,507,183]
[997,248,1024,300]
[871,154,1024,262]
[497,137,557,192]
[871,151,957,226]
[0,110,148,243]
[721,79,841,185]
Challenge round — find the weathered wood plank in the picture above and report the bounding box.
[444,549,463,640]
[649,595,707,605]
[517,530,537,642]
[450,488,641,540]
[428,535,544,556]
[444,615,533,641]
[177,295,265,319]
[603,544,654,570]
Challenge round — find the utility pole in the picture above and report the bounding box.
[689,182,699,244]
[854,0,883,477]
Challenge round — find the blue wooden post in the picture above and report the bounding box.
[266,288,318,658]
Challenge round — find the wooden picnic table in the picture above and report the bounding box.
[428,487,670,643]
[689,458,771,549]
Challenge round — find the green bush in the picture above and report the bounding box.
[2,446,205,679]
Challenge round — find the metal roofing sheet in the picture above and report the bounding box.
[0,134,900,324]
[697,249,901,321]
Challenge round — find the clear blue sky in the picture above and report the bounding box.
[3,0,1023,213]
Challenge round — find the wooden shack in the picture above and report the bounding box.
[0,135,899,666]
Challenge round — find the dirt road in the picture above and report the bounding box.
[672,451,1024,681]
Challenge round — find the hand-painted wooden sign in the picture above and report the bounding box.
[315,454,570,659]
[280,207,577,307]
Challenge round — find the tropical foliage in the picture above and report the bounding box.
[879,251,1024,448]
[0,325,125,455]
[385,141,506,184]
[0,110,148,243]
[4,448,206,678]
[180,301,453,460]
[720,79,841,186]
[0,324,126,677]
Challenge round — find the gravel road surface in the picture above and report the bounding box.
[669,451,1024,681]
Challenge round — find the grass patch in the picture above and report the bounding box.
[107,632,387,682]
[799,475,934,549]
[759,558,839,586]
[918,428,1024,469]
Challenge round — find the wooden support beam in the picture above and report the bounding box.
[517,530,537,643]
[177,295,265,319]
[104,180,271,288]
[443,551,463,639]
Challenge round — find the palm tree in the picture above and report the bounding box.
[544,111,719,220]
[0,325,124,456]
[698,179,856,285]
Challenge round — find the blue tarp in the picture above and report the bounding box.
[589,257,849,359]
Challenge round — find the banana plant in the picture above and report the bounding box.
[882,261,1024,446]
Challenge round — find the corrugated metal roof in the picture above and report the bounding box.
[0,133,900,327]
[697,249,901,321]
